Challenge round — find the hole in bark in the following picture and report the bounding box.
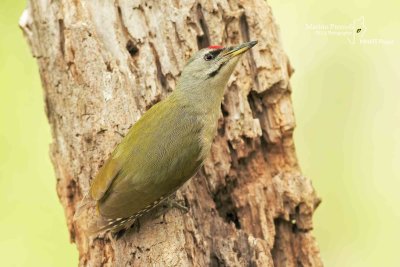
[126,40,139,56]
[217,104,229,136]
[238,157,247,166]
[210,252,225,267]
[197,35,209,50]
[295,205,300,214]
[272,218,284,262]
[212,180,241,229]
[66,179,77,203]
[247,91,262,116]
[105,62,112,72]
[291,222,299,233]
[221,103,229,117]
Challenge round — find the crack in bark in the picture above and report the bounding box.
[210,252,227,267]
[116,4,132,41]
[150,42,168,90]
[271,218,314,267]
[212,178,241,229]
[117,4,140,59]
[239,13,259,90]
[58,19,65,57]
[196,3,211,49]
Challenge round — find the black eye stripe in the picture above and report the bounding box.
[207,61,227,79]
[209,49,223,57]
[204,49,223,61]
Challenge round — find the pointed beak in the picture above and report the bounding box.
[222,40,258,58]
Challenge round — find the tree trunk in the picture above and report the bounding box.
[20,0,322,266]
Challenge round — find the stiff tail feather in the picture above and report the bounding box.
[74,193,141,235]
[87,214,139,235]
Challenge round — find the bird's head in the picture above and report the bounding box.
[176,41,257,101]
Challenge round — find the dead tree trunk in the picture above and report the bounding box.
[20,0,322,266]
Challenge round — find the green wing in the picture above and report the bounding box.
[89,156,121,201]
[89,96,203,219]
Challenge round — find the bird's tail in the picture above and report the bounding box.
[86,215,138,235]
[73,194,138,235]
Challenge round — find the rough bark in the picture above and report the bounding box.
[20,0,322,266]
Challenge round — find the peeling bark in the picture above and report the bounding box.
[20,0,322,266]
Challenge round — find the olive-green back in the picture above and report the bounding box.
[89,94,203,218]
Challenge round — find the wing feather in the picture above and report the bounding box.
[85,95,203,220]
[89,155,121,200]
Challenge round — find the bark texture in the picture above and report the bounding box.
[20,0,322,266]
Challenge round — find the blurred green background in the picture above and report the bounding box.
[0,0,398,266]
[0,1,77,266]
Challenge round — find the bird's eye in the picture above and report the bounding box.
[204,53,214,61]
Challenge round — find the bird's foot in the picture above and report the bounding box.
[152,197,189,222]
[164,197,189,213]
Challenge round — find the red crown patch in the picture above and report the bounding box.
[208,45,224,49]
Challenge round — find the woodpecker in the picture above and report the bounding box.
[75,41,258,235]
